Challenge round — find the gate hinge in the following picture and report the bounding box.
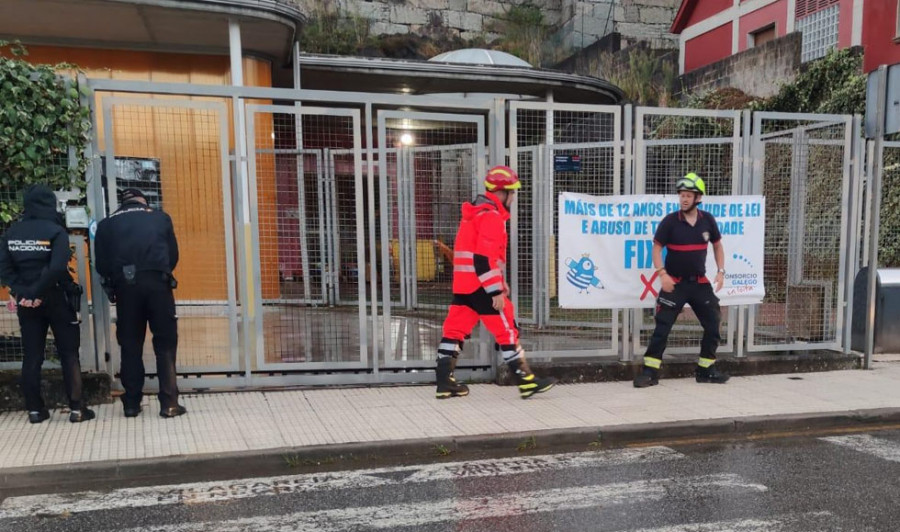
[104,352,111,362]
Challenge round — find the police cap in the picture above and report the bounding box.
[120,188,147,203]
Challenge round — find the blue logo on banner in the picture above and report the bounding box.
[565,254,605,293]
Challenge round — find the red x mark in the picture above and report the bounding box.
[640,271,659,300]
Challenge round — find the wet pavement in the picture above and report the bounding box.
[2,428,899,531]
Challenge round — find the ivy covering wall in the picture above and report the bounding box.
[0,42,91,225]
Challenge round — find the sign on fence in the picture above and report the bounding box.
[558,192,766,309]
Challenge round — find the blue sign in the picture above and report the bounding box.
[554,154,582,172]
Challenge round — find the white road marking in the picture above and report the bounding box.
[120,473,768,532]
[0,446,682,519]
[821,434,900,463]
[632,512,834,532]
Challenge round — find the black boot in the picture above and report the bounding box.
[160,405,188,418]
[633,366,660,388]
[28,409,50,424]
[696,364,730,384]
[508,358,556,399]
[69,408,96,423]
[436,357,469,399]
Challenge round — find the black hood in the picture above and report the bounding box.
[23,184,61,223]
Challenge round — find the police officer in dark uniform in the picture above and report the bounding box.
[94,188,185,418]
[634,173,731,388]
[0,184,94,423]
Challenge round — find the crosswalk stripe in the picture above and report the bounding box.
[0,446,683,519]
[821,434,900,463]
[632,512,834,532]
[119,473,768,532]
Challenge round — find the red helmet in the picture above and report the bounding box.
[484,165,521,192]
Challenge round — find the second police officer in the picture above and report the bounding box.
[94,188,186,418]
[0,184,93,423]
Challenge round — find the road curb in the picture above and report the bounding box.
[3,408,900,495]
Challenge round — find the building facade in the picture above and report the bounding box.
[672,0,900,74]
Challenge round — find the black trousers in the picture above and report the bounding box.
[645,280,721,363]
[18,290,82,411]
[114,272,179,410]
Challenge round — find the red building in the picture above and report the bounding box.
[671,0,900,74]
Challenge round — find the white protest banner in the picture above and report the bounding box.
[558,193,765,309]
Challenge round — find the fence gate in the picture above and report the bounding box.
[630,108,743,357]
[509,102,622,358]
[747,113,854,352]
[97,96,241,379]
[246,105,368,372]
[376,110,488,369]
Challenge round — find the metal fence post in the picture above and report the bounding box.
[80,74,110,374]
[865,66,888,370]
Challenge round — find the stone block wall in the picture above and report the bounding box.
[559,0,679,51]
[290,0,678,57]
[678,32,803,99]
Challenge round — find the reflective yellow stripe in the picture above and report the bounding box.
[643,356,662,369]
[698,357,716,368]
[489,168,512,178]
[519,383,538,390]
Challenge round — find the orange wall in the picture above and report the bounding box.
[6,46,278,301]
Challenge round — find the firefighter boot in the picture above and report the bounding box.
[508,358,556,399]
[436,356,469,399]
[696,364,730,384]
[633,366,660,388]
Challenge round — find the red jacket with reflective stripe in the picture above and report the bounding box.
[451,192,509,295]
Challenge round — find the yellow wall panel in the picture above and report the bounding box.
[5,46,274,302]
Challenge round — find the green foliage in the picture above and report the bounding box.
[516,435,537,452]
[490,5,551,67]
[600,47,677,107]
[683,87,760,110]
[752,48,865,115]
[0,42,91,224]
[433,444,452,457]
[879,146,900,267]
[299,8,371,55]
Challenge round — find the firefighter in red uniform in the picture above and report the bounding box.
[435,166,557,399]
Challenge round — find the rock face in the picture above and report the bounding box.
[291,0,679,57]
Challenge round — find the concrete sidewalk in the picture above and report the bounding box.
[1,360,899,476]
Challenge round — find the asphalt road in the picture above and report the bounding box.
[2,428,899,531]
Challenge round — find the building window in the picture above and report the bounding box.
[797,4,840,62]
[749,24,777,48]
[795,0,838,18]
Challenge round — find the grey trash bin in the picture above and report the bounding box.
[851,267,900,353]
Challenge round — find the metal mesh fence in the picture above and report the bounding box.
[749,118,847,347]
[878,141,900,268]
[637,110,739,353]
[546,109,618,351]
[512,108,545,327]
[77,85,869,383]
[379,117,481,366]
[252,110,364,365]
[0,187,26,366]
[106,100,237,373]
[511,105,620,356]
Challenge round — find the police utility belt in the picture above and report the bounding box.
[119,265,178,288]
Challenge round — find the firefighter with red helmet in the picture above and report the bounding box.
[435,166,557,399]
